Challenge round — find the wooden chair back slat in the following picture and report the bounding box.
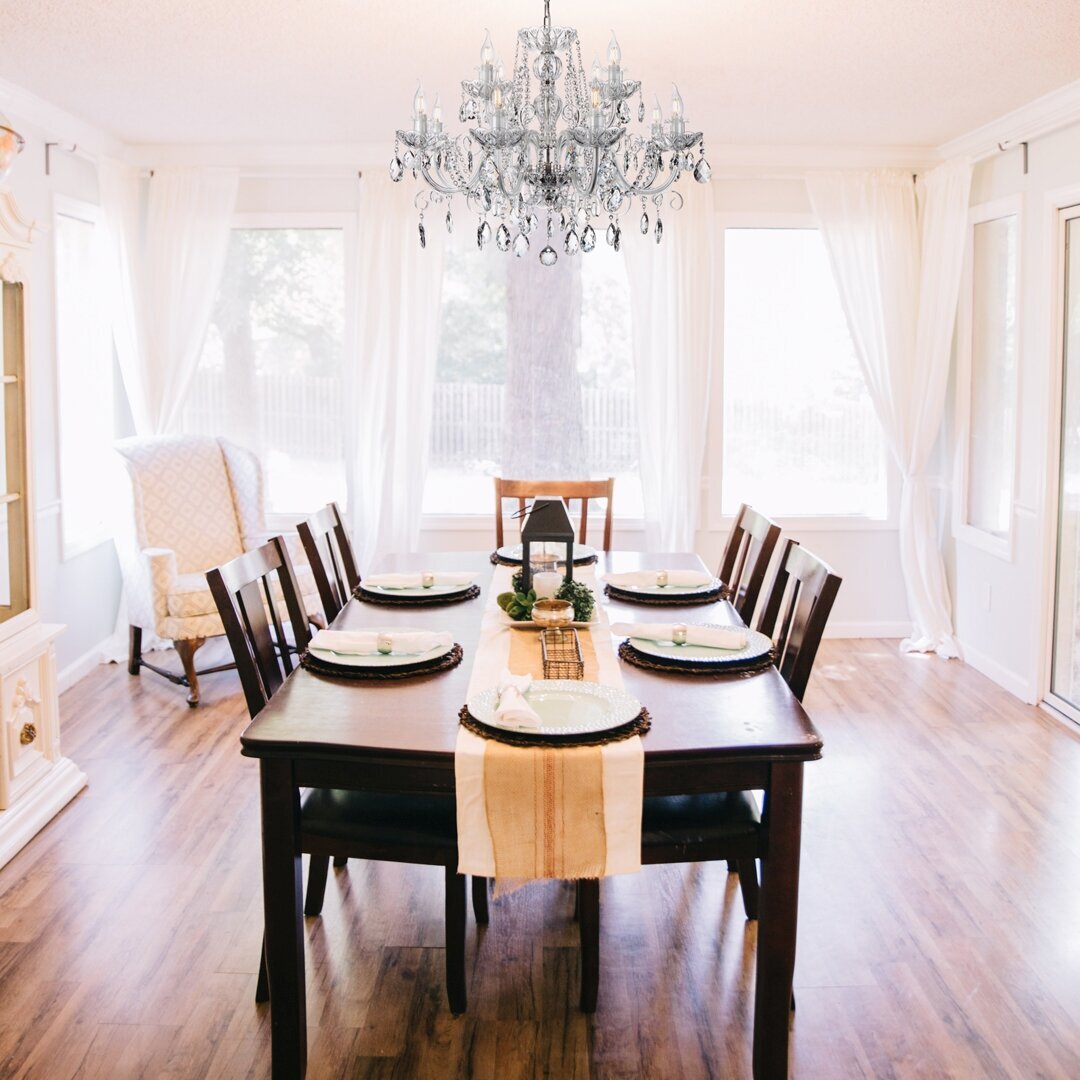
[717,503,782,624]
[298,502,360,623]
[758,538,842,702]
[207,537,311,719]
[494,478,615,551]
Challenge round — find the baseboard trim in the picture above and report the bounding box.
[959,640,1035,704]
[823,621,910,639]
[58,639,110,694]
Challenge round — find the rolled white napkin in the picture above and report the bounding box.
[310,629,453,655]
[611,622,748,651]
[494,671,542,730]
[605,570,714,588]
[365,571,475,589]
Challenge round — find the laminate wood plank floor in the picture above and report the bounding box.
[1,639,1080,1078]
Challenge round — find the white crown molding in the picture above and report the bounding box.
[705,142,938,173]
[124,139,938,180]
[0,76,123,161]
[125,141,390,173]
[938,76,1080,162]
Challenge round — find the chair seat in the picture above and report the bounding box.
[642,791,761,848]
[167,563,318,618]
[302,789,458,849]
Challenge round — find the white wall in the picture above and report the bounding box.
[0,103,918,690]
[949,121,1080,701]
[419,175,912,637]
[0,103,123,680]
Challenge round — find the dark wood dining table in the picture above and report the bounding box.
[241,550,823,1079]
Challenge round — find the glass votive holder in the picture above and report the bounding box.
[533,570,561,599]
[376,632,394,654]
[421,571,435,589]
[671,623,688,646]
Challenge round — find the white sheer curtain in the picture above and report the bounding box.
[807,160,971,657]
[347,174,446,571]
[99,162,238,659]
[623,181,717,550]
[99,163,239,435]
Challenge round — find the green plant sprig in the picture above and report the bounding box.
[497,573,596,622]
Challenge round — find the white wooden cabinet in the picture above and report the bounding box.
[0,189,85,869]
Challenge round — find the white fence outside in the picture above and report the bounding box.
[185,370,880,488]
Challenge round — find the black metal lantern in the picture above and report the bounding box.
[520,497,575,596]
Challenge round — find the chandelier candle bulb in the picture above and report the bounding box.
[432,93,443,133]
[607,31,622,85]
[479,29,495,86]
[670,84,685,137]
[413,82,427,136]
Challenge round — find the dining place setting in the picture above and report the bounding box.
[219,488,840,1080]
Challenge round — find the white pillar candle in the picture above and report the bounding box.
[533,571,561,599]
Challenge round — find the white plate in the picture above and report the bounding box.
[309,627,454,669]
[497,542,597,564]
[361,582,473,598]
[468,680,641,736]
[626,626,773,665]
[605,576,721,596]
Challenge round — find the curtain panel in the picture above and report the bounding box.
[807,160,971,658]
[347,174,446,571]
[622,181,717,550]
[99,163,238,658]
[99,163,239,436]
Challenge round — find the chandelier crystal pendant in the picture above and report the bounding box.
[391,0,710,265]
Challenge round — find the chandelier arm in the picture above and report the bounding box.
[419,157,473,196]
[609,152,678,197]
[441,142,497,194]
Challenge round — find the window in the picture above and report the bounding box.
[182,220,347,516]
[423,232,642,518]
[956,201,1019,554]
[721,228,887,518]
[53,198,114,557]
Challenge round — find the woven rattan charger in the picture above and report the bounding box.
[355,584,481,607]
[301,643,464,681]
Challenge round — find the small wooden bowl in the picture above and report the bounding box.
[531,599,574,628]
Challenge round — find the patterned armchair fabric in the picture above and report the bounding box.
[115,435,319,643]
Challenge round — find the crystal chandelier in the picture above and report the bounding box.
[391,0,710,265]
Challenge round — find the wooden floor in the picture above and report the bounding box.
[2,640,1080,1078]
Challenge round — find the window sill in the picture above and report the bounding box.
[712,513,897,533]
[420,514,646,534]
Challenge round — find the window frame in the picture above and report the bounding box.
[52,193,115,561]
[707,212,899,534]
[418,235,646,533]
[206,211,355,533]
[952,195,1022,562]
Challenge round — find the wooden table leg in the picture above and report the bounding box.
[753,761,803,1080]
[261,758,307,1079]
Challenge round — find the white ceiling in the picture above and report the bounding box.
[1,0,1079,150]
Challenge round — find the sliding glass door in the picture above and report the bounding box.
[1049,206,1080,717]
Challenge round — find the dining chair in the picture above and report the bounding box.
[494,477,615,551]
[297,501,360,623]
[207,537,486,1015]
[717,503,782,625]
[578,541,842,1013]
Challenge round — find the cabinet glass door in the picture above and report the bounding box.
[0,281,29,623]
[1050,209,1080,714]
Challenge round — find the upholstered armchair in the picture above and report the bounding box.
[114,435,321,706]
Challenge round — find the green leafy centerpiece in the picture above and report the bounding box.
[498,572,597,623]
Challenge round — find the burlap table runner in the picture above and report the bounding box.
[455,566,644,884]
